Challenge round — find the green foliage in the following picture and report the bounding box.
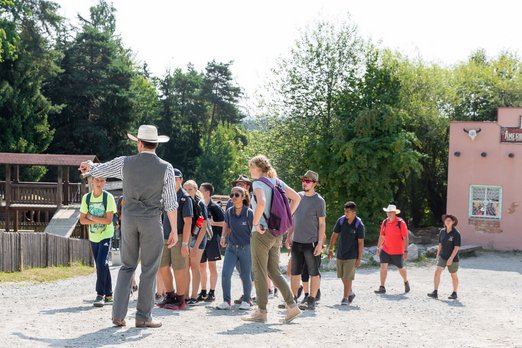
[195,123,247,194]
[0,0,61,181]
[46,0,138,161]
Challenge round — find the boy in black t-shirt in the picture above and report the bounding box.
[328,201,365,305]
[428,214,461,300]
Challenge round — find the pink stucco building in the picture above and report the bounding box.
[447,107,522,250]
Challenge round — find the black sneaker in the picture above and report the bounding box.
[404,281,411,293]
[205,293,216,302]
[197,291,207,302]
[186,298,199,306]
[296,285,303,300]
[316,288,321,301]
[306,297,316,310]
[234,295,244,305]
[156,293,178,308]
[427,290,438,299]
[448,292,458,300]
[348,293,356,304]
[374,286,386,294]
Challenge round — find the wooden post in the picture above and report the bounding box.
[18,232,23,271]
[56,166,63,210]
[5,164,11,232]
[15,165,20,183]
[63,167,70,206]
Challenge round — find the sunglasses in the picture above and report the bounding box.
[301,178,315,184]
[230,192,242,198]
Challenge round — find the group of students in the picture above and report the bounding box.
[79,125,461,327]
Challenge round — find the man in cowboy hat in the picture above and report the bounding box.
[374,204,410,294]
[79,124,178,328]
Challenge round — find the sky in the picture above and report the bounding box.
[54,0,522,113]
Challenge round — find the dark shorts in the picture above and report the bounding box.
[437,257,459,273]
[291,241,320,277]
[301,253,321,282]
[190,234,207,250]
[201,233,221,263]
[379,249,404,269]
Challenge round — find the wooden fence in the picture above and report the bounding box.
[0,232,93,272]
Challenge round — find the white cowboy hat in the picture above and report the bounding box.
[127,125,169,143]
[383,204,401,214]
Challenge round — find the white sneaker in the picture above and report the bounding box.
[239,301,251,310]
[216,301,231,310]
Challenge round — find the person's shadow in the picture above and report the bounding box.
[13,327,151,347]
[40,305,99,315]
[218,322,283,336]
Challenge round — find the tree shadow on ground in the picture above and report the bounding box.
[13,327,151,347]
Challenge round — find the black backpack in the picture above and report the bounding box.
[381,218,404,236]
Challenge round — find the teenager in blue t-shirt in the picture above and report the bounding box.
[216,186,254,311]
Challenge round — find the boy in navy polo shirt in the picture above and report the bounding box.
[328,201,365,305]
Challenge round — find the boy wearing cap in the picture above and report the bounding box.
[374,204,410,294]
[285,170,326,310]
[79,125,178,328]
[428,214,461,300]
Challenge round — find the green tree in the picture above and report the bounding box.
[47,0,138,160]
[158,65,205,177]
[0,0,61,160]
[195,123,247,194]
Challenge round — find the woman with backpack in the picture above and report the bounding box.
[242,155,302,323]
[216,186,254,310]
[183,180,208,305]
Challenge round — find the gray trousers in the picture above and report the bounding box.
[112,214,164,322]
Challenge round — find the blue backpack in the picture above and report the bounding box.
[338,215,362,230]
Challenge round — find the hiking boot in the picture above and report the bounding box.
[348,293,356,304]
[186,298,199,306]
[427,290,438,299]
[448,291,458,300]
[241,309,267,323]
[374,286,386,294]
[205,293,216,302]
[135,320,162,328]
[154,293,165,304]
[404,281,411,293]
[197,291,207,302]
[157,293,178,308]
[296,285,303,300]
[93,295,104,307]
[234,295,244,305]
[300,294,309,304]
[239,301,252,310]
[104,297,114,305]
[112,317,126,327]
[216,301,231,310]
[341,297,349,306]
[283,305,302,323]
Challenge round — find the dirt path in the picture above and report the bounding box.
[1,251,521,347]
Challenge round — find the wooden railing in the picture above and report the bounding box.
[5,182,82,206]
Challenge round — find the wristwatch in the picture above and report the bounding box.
[181,242,189,247]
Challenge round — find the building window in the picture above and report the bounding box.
[469,185,502,219]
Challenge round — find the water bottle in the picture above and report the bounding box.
[192,215,204,236]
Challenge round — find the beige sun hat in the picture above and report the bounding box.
[383,204,401,214]
[127,125,169,143]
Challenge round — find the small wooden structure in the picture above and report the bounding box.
[0,153,98,232]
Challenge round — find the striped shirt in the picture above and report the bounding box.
[87,152,178,213]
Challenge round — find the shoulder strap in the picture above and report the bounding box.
[86,192,92,207]
[102,191,108,211]
[354,216,361,229]
[339,216,346,226]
